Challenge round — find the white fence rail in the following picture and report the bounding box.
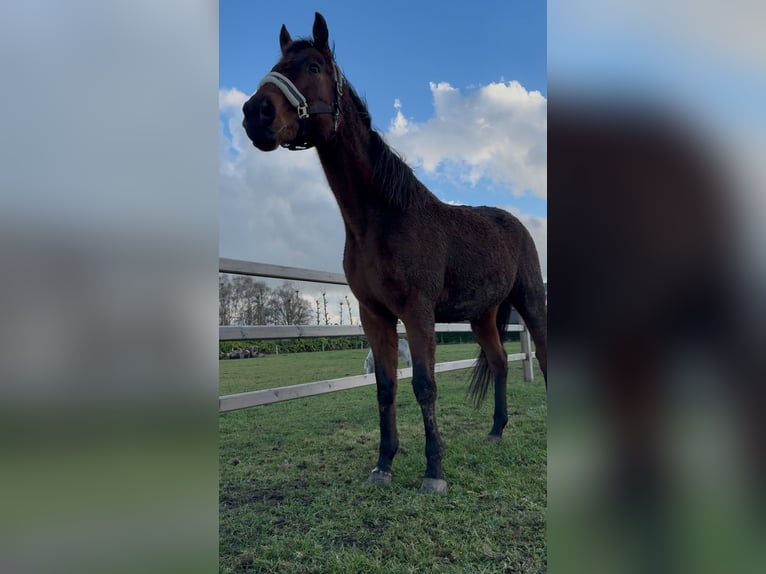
[219,322,523,341]
[219,258,535,412]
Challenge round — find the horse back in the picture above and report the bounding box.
[345,202,536,322]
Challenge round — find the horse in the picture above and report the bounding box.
[365,338,411,374]
[242,12,547,493]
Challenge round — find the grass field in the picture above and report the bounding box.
[219,343,547,573]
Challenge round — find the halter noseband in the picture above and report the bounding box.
[256,61,344,150]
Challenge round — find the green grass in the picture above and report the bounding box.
[220,343,546,573]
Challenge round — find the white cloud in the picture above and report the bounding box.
[385,80,547,199]
[219,89,345,275]
[219,87,248,112]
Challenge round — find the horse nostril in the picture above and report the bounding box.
[258,99,275,123]
[243,96,276,128]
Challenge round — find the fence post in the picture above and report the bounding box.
[520,321,534,382]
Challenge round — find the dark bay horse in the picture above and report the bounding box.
[242,12,547,493]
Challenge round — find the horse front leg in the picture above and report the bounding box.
[359,305,400,486]
[404,310,447,494]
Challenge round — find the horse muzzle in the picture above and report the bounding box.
[242,94,280,151]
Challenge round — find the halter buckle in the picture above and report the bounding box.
[296,103,309,120]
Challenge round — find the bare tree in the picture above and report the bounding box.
[322,291,329,325]
[220,274,277,325]
[218,274,237,325]
[234,276,273,325]
[345,295,354,326]
[270,282,312,325]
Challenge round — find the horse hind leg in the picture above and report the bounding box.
[359,306,400,486]
[470,305,510,442]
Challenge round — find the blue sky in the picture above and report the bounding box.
[220,1,546,116]
[219,0,547,283]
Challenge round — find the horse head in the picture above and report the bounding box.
[242,12,343,151]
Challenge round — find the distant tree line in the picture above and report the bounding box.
[220,274,362,327]
[219,275,521,354]
[219,275,312,326]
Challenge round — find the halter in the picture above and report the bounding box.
[256,61,344,150]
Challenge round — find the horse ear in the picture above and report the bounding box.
[279,24,292,55]
[312,12,329,52]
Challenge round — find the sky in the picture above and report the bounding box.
[218,0,548,317]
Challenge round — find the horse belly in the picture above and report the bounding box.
[433,279,510,323]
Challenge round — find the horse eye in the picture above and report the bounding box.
[309,63,321,74]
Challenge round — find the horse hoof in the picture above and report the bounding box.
[485,434,502,444]
[419,478,448,494]
[368,467,392,486]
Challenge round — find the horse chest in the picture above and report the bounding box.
[344,257,404,306]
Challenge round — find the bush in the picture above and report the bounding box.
[219,328,519,355]
[219,336,369,355]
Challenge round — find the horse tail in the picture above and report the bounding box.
[467,298,513,407]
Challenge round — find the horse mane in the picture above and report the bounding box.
[345,83,431,210]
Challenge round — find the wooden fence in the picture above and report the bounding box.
[218,258,535,412]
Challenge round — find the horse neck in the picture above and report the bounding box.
[315,101,378,237]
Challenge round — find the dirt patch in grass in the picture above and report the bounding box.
[220,477,319,510]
